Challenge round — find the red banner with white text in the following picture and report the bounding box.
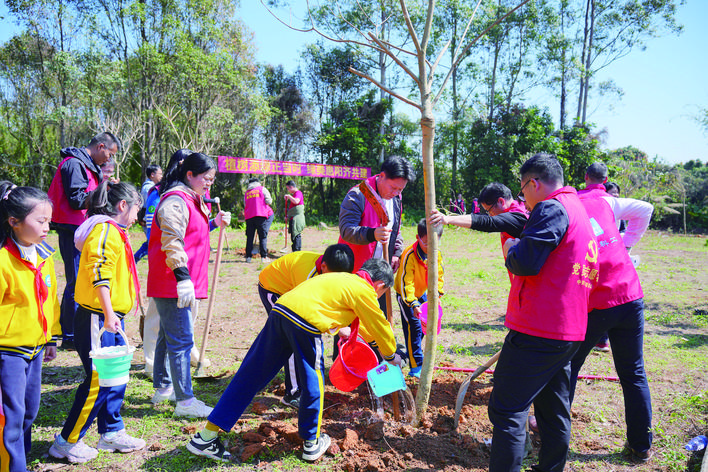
[218,156,370,180]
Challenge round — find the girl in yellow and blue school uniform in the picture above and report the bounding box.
[0,182,61,472]
[48,180,145,464]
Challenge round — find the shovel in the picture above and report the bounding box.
[280,215,289,253]
[454,349,501,429]
[194,198,226,379]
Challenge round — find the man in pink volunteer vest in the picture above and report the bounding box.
[244,177,274,263]
[488,154,599,472]
[573,161,655,463]
[47,132,120,350]
[577,162,612,351]
[338,156,415,273]
[338,155,416,325]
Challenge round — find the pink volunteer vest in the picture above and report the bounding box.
[505,187,598,341]
[338,175,391,271]
[499,200,529,249]
[47,156,100,226]
[147,189,210,299]
[579,190,643,311]
[244,186,273,220]
[577,183,606,196]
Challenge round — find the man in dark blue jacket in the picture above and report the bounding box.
[47,132,120,349]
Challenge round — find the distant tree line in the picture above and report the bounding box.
[2,0,704,231]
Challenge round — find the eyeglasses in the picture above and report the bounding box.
[517,178,536,202]
[481,202,496,215]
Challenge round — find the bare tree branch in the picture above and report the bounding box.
[259,0,387,54]
[348,67,421,111]
[433,0,531,106]
[365,32,420,85]
[398,0,421,53]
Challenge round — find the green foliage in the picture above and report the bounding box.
[455,104,606,201]
[0,0,265,201]
[309,91,418,220]
[607,150,708,232]
[554,122,608,188]
[458,105,553,200]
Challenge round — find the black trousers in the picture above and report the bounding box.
[245,214,274,258]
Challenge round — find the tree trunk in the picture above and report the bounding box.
[559,7,567,130]
[415,110,438,426]
[378,7,387,165]
[451,15,459,193]
[577,0,591,122]
[581,0,595,124]
[682,188,687,235]
[489,39,499,122]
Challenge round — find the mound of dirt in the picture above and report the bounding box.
[222,371,499,471]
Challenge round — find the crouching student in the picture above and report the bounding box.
[394,219,444,378]
[187,258,403,463]
[0,183,61,472]
[49,181,145,463]
[257,244,355,408]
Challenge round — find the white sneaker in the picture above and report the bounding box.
[187,432,232,462]
[49,436,98,463]
[151,388,176,404]
[98,429,146,453]
[174,398,213,418]
[302,433,331,461]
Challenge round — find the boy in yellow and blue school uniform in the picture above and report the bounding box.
[257,244,354,408]
[394,218,444,378]
[187,258,403,463]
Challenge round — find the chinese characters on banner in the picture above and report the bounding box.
[218,156,370,180]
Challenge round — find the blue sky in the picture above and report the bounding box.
[2,1,705,165]
[240,1,707,166]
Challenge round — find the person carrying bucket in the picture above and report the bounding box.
[49,181,146,463]
[186,258,403,463]
[394,218,444,378]
[0,182,61,472]
[257,244,355,408]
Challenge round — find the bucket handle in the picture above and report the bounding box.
[337,343,370,380]
[96,326,131,349]
[336,318,370,380]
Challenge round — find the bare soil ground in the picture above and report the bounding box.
[31,224,708,471]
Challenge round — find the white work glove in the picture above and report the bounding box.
[215,211,231,227]
[388,353,404,367]
[176,279,196,309]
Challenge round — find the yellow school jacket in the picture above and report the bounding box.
[0,239,61,357]
[258,251,321,295]
[75,221,136,315]
[274,272,396,358]
[394,241,445,308]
